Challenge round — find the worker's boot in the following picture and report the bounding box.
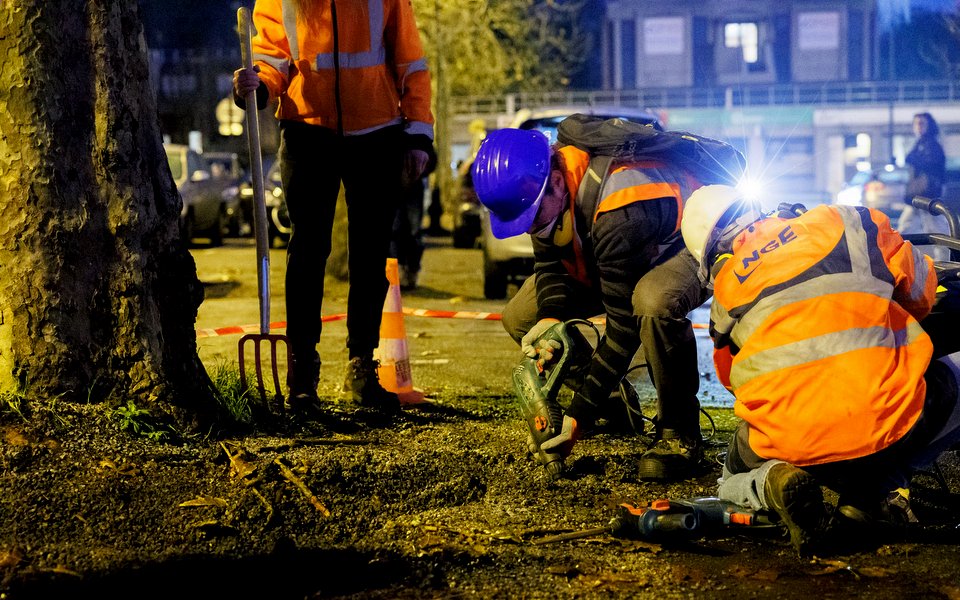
[342,356,401,413]
[763,463,830,556]
[838,487,918,527]
[637,428,703,481]
[285,351,320,414]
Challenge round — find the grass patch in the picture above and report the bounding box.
[0,387,27,421]
[111,400,170,441]
[207,360,257,425]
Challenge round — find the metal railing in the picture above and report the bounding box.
[450,80,960,115]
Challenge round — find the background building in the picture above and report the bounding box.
[453,0,960,203]
[137,0,960,204]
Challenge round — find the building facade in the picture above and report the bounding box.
[599,0,959,201]
[452,0,960,204]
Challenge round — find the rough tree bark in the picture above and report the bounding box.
[0,1,218,430]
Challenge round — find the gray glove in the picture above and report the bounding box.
[539,415,579,459]
[520,318,561,360]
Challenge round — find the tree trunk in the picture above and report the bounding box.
[0,1,217,430]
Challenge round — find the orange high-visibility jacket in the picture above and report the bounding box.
[251,0,433,138]
[710,204,936,466]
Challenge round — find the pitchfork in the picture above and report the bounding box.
[236,7,291,412]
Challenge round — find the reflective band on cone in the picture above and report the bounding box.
[375,258,425,405]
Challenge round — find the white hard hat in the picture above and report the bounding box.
[681,184,762,281]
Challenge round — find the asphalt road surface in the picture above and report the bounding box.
[190,234,729,407]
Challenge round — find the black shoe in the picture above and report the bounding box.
[286,351,320,402]
[284,389,321,415]
[283,392,358,431]
[764,463,829,556]
[637,429,703,481]
[342,356,401,413]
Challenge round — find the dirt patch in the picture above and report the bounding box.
[3,240,960,598]
[1,391,960,599]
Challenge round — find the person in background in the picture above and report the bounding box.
[472,127,711,481]
[681,184,960,556]
[425,174,448,237]
[233,0,435,415]
[898,112,948,261]
[391,148,437,291]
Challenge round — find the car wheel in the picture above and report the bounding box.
[208,207,225,247]
[180,211,195,246]
[483,256,508,300]
[226,210,243,238]
[270,205,291,247]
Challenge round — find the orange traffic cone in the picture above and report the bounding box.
[375,258,425,405]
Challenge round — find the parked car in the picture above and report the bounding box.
[204,151,247,237]
[236,158,291,247]
[452,158,481,248]
[477,106,663,299]
[835,164,910,219]
[164,143,239,246]
[836,159,960,220]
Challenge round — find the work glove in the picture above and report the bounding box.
[539,415,579,460]
[401,149,429,188]
[521,318,561,360]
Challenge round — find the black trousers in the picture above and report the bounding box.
[279,121,405,359]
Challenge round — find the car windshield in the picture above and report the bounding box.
[518,117,568,144]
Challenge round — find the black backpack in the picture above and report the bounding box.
[556,113,747,187]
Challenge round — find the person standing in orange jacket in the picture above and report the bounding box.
[233,0,435,415]
[680,185,960,556]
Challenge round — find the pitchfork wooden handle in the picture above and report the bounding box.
[237,7,271,335]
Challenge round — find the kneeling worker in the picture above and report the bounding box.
[680,184,960,555]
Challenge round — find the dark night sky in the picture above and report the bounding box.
[138,0,247,49]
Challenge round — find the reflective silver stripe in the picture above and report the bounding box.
[404,121,434,139]
[603,168,670,197]
[315,0,385,70]
[836,205,872,276]
[731,321,927,388]
[344,117,403,136]
[401,57,428,76]
[710,298,735,340]
[729,272,892,350]
[253,52,290,77]
[281,0,300,61]
[398,57,428,96]
[908,245,932,302]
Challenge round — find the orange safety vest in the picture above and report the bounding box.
[555,145,701,285]
[711,205,936,466]
[251,0,433,138]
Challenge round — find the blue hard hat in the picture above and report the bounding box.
[472,128,551,239]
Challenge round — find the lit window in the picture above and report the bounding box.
[724,22,759,64]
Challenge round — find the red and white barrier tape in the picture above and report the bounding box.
[196,307,706,338]
[401,307,501,320]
